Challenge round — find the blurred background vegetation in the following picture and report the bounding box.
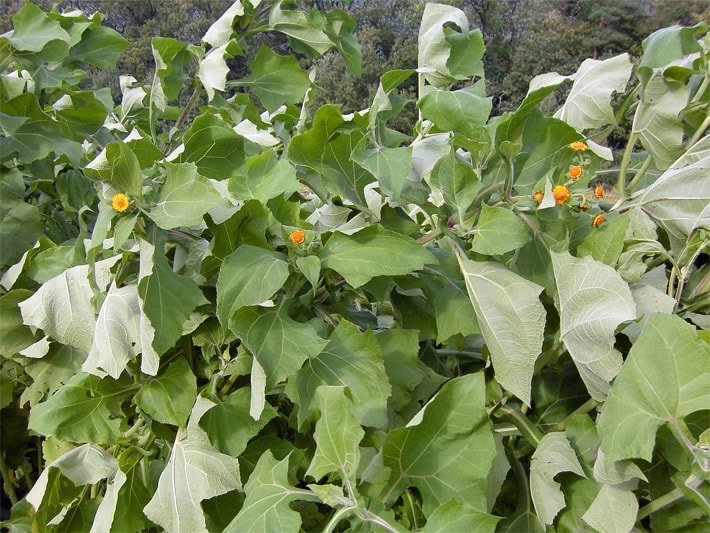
[2,0,709,133]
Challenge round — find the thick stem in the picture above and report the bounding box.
[323,507,356,533]
[547,398,598,433]
[637,475,703,521]
[0,454,18,505]
[174,88,201,132]
[687,112,710,149]
[624,155,653,193]
[616,131,639,198]
[498,404,542,448]
[359,508,400,533]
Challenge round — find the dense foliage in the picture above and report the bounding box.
[1,1,709,532]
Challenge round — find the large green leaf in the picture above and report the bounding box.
[28,373,132,445]
[380,373,495,515]
[200,387,277,458]
[134,359,197,427]
[235,45,310,112]
[179,113,245,180]
[639,24,705,70]
[597,314,710,463]
[582,484,638,533]
[429,149,482,222]
[216,245,289,326]
[0,185,41,269]
[634,151,710,245]
[18,255,121,353]
[417,3,484,87]
[85,142,143,197]
[269,1,332,55]
[0,289,40,356]
[150,37,192,112]
[554,54,632,131]
[419,84,492,138]
[138,240,208,356]
[551,251,636,401]
[307,386,364,484]
[471,204,532,256]
[351,144,412,200]
[228,151,299,204]
[149,163,223,229]
[202,0,247,47]
[229,303,328,385]
[143,396,242,533]
[21,344,85,407]
[6,2,71,52]
[577,213,630,267]
[225,451,317,533]
[198,40,241,101]
[289,104,373,207]
[70,26,128,68]
[457,254,545,405]
[287,320,390,430]
[530,432,586,525]
[319,225,435,288]
[421,500,501,533]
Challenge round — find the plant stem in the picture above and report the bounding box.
[0,454,18,505]
[668,419,698,458]
[219,373,239,397]
[123,418,145,440]
[687,111,710,149]
[174,88,201,132]
[417,228,441,245]
[547,398,598,433]
[359,508,400,533]
[498,404,542,448]
[624,154,653,193]
[637,475,703,521]
[323,507,355,533]
[616,131,639,198]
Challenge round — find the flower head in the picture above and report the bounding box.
[532,191,544,203]
[552,185,570,205]
[111,193,130,212]
[569,140,588,151]
[592,213,605,227]
[594,184,604,199]
[579,202,590,211]
[567,165,583,179]
[289,229,306,245]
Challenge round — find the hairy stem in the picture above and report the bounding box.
[174,88,201,132]
[687,111,710,149]
[499,404,542,448]
[616,131,639,198]
[637,475,704,521]
[624,155,653,193]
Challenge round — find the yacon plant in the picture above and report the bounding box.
[0,1,709,532]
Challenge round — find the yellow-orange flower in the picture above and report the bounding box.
[567,165,583,179]
[289,229,306,245]
[594,185,604,199]
[552,185,570,205]
[532,191,544,203]
[592,213,605,227]
[569,140,588,151]
[111,193,130,212]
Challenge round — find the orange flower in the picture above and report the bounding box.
[567,165,583,179]
[289,229,306,245]
[569,140,588,151]
[552,185,570,205]
[594,185,604,199]
[111,193,130,212]
[592,213,605,227]
[532,191,544,203]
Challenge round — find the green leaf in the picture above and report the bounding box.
[0,289,40,356]
[228,151,299,204]
[85,142,143,197]
[179,113,245,180]
[134,359,197,427]
[307,386,364,483]
[418,3,483,86]
[554,54,632,131]
[577,213,630,266]
[287,320,390,430]
[19,256,121,353]
[381,373,495,515]
[7,2,71,52]
[582,484,638,533]
[421,500,501,533]
[269,2,332,55]
[456,254,545,405]
[376,328,428,413]
[471,204,532,256]
[632,73,687,169]
[216,245,289,326]
[202,0,245,47]
[150,37,192,112]
[351,144,412,200]
[70,26,128,68]
[28,373,131,445]
[0,184,41,269]
[551,251,636,401]
[138,240,208,356]
[149,162,223,229]
[225,451,316,533]
[634,151,710,245]
[296,255,320,291]
[143,396,242,533]
[530,432,586,525]
[198,40,241,101]
[639,24,705,70]
[319,225,434,288]
[597,314,710,463]
[236,45,310,112]
[21,344,86,407]
[323,9,362,77]
[430,149,482,222]
[289,105,373,208]
[229,303,328,385]
[200,387,277,458]
[26,444,117,515]
[419,85,492,137]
